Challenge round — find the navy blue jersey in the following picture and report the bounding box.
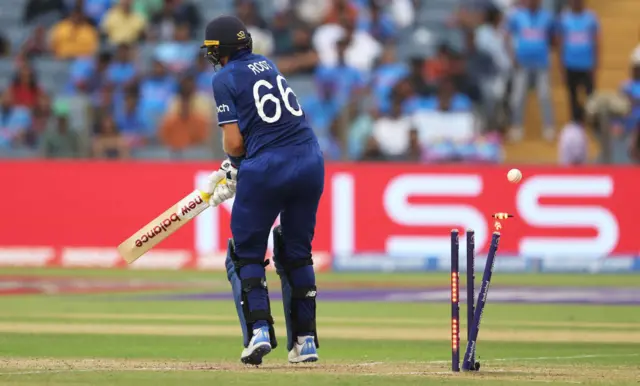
[212,51,318,158]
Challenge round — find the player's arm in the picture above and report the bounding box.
[204,74,242,208]
[213,75,246,166]
[221,122,245,158]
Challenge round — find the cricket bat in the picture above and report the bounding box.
[117,188,214,264]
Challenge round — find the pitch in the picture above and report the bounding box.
[0,268,638,385]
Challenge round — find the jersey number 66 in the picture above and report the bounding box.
[253,75,303,123]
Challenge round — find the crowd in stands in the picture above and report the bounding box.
[624,32,640,162]
[0,0,638,163]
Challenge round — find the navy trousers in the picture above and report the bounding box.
[231,142,324,329]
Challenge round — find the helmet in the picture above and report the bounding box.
[201,15,252,67]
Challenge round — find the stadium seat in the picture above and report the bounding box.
[64,96,92,133]
[180,146,215,160]
[131,146,174,159]
[138,43,157,71]
[0,58,15,76]
[0,148,40,159]
[201,0,233,21]
[32,58,70,77]
[31,58,71,93]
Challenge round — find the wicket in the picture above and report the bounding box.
[465,229,475,368]
[451,229,501,372]
[450,230,460,372]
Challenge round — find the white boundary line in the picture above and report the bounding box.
[0,353,636,377]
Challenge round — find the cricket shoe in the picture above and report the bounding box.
[288,335,318,363]
[240,326,272,365]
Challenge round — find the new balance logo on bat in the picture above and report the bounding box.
[178,194,206,220]
[134,214,181,247]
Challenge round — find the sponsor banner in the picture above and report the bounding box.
[0,161,638,270]
[332,253,640,273]
[0,247,332,271]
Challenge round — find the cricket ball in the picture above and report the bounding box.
[507,168,522,183]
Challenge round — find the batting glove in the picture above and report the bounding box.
[218,159,238,193]
[210,183,235,207]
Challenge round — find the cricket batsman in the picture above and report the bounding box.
[202,16,324,365]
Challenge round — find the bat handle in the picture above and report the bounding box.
[199,190,212,202]
[200,178,228,205]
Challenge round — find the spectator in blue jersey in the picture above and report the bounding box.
[403,77,471,115]
[83,0,114,25]
[303,75,341,158]
[303,76,340,138]
[193,55,215,94]
[397,78,424,115]
[154,23,199,73]
[107,44,137,88]
[422,77,472,113]
[507,0,555,142]
[67,51,111,103]
[371,46,409,114]
[357,0,397,43]
[557,0,599,123]
[0,90,32,149]
[620,60,640,134]
[314,37,367,109]
[137,59,177,136]
[114,90,149,147]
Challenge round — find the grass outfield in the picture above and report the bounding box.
[5,267,640,286]
[0,268,638,385]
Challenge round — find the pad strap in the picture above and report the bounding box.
[279,256,313,272]
[241,277,275,325]
[234,257,270,270]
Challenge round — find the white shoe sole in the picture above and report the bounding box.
[241,342,272,365]
[288,354,319,364]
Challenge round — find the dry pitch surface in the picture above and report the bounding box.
[1,356,639,385]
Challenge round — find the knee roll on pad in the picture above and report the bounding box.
[272,225,320,351]
[225,238,278,349]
